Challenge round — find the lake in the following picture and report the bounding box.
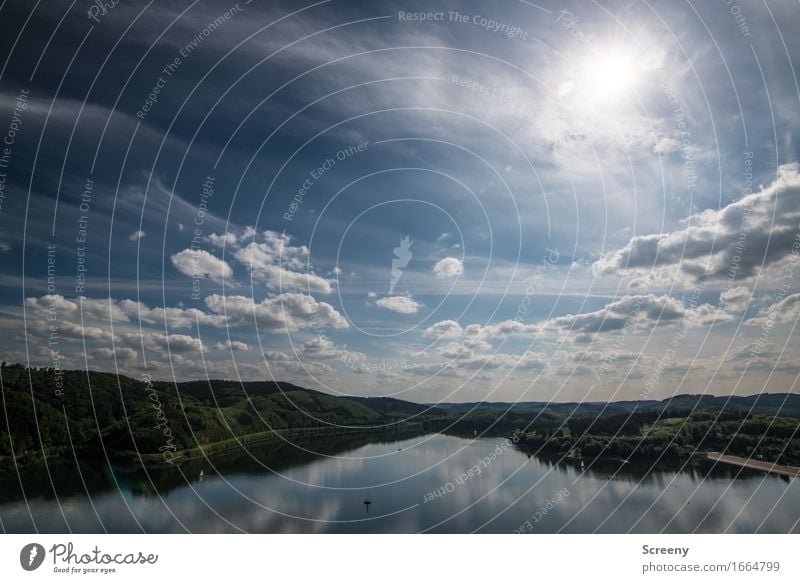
[2,432,799,533]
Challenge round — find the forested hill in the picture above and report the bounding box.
[2,364,799,467]
[0,364,440,465]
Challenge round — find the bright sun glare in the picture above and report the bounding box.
[576,50,639,102]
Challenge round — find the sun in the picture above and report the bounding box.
[577,50,639,103]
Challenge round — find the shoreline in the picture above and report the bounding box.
[707,452,800,477]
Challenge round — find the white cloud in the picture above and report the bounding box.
[540,294,731,337]
[14,293,339,380]
[207,232,238,247]
[434,293,733,344]
[747,293,800,327]
[234,231,334,293]
[720,286,752,311]
[376,296,422,314]
[25,295,231,331]
[235,231,307,270]
[476,320,539,338]
[119,299,227,328]
[433,257,464,278]
[205,293,348,332]
[264,350,294,362]
[171,249,233,282]
[593,163,800,282]
[60,320,114,341]
[96,347,139,362]
[213,340,251,351]
[424,320,463,339]
[435,338,492,359]
[405,350,550,377]
[437,341,474,359]
[138,332,205,354]
[128,230,146,241]
[500,351,549,370]
[300,335,336,356]
[24,295,130,322]
[299,336,366,364]
[260,264,334,294]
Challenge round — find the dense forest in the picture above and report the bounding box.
[511,410,800,466]
[0,364,440,467]
[2,364,799,468]
[408,395,800,466]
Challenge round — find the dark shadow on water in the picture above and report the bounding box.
[0,426,432,502]
[523,451,772,483]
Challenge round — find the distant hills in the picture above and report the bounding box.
[436,393,800,419]
[1,363,799,467]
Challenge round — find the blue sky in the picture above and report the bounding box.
[0,0,799,402]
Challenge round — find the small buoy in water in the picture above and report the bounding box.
[364,491,372,508]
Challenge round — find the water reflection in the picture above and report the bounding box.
[1,432,798,533]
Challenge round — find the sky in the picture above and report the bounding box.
[0,0,798,403]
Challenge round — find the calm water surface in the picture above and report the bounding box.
[2,432,798,533]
